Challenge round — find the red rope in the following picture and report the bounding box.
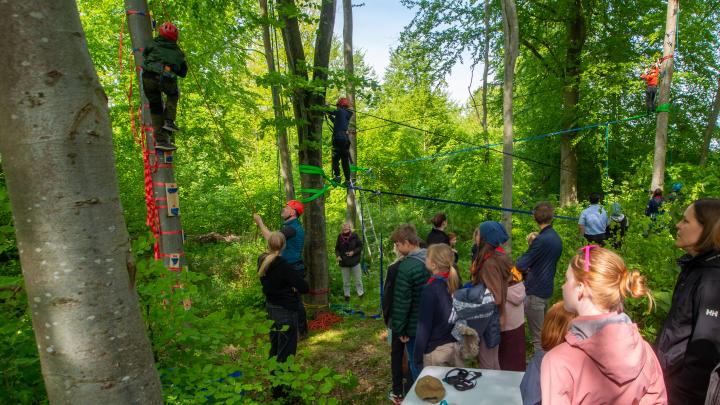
[308,312,343,331]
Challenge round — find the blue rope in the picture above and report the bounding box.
[351,186,579,221]
[371,114,648,169]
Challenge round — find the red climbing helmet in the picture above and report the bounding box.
[337,97,350,108]
[287,200,304,216]
[158,22,179,42]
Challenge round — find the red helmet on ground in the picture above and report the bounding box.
[337,97,350,108]
[159,22,179,42]
[287,200,304,216]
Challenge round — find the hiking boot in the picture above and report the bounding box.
[163,120,180,132]
[388,390,404,405]
[155,142,177,151]
[332,176,342,184]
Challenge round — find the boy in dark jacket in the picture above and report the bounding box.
[335,222,364,301]
[142,22,188,151]
[326,97,354,185]
[389,224,429,383]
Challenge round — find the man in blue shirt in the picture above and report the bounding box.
[254,200,307,337]
[516,202,563,352]
[578,192,609,245]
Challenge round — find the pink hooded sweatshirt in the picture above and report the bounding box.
[541,312,667,405]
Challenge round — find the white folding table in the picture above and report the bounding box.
[402,366,525,404]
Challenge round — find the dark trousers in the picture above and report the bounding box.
[584,233,607,247]
[499,325,526,372]
[332,136,351,181]
[390,333,413,396]
[294,265,308,337]
[266,304,299,363]
[646,85,657,113]
[142,72,179,122]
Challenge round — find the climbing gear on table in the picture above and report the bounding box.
[443,368,482,391]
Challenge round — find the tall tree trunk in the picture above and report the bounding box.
[482,0,491,163]
[651,0,679,191]
[125,0,185,270]
[500,0,519,250]
[559,0,588,207]
[700,78,719,166]
[0,0,162,402]
[259,0,295,201]
[343,0,359,226]
[278,0,336,307]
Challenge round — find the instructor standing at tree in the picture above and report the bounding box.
[254,200,308,339]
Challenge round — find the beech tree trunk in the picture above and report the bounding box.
[259,0,295,201]
[500,0,519,249]
[700,77,720,166]
[343,0,359,226]
[559,0,589,207]
[277,0,336,307]
[0,0,162,403]
[482,0,491,163]
[125,0,185,270]
[651,0,679,191]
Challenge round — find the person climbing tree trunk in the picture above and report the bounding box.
[277,0,336,308]
[125,0,186,271]
[700,77,719,166]
[0,0,163,402]
[259,0,295,201]
[651,0,679,191]
[500,0,519,249]
[343,0,359,226]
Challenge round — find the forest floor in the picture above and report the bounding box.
[300,313,390,403]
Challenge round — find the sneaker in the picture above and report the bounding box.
[155,142,177,151]
[163,120,180,132]
[388,390,404,405]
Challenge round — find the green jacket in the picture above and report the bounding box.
[390,248,428,337]
[142,37,188,78]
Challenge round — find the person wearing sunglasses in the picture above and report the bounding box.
[540,246,666,404]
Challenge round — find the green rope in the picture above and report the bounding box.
[299,186,331,203]
[351,165,369,173]
[656,103,671,113]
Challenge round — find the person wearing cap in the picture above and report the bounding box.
[254,199,308,337]
[470,221,513,369]
[142,21,188,151]
[326,97,354,185]
[606,202,629,249]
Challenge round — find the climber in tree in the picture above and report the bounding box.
[142,22,188,151]
[640,59,660,114]
[326,97,354,185]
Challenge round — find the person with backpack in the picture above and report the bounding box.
[142,22,188,151]
[469,221,512,370]
[326,97,354,185]
[578,192,609,246]
[414,244,463,372]
[645,188,664,219]
[606,202,629,249]
[335,222,364,302]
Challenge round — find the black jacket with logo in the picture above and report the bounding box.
[655,250,720,405]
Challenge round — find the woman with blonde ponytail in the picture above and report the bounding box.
[541,246,666,404]
[413,244,463,372]
[258,232,309,377]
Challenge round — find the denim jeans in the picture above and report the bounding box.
[405,336,419,382]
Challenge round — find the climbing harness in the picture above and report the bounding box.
[443,368,482,391]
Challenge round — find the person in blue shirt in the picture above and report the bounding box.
[578,192,609,245]
[516,202,563,353]
[326,97,354,185]
[254,200,308,337]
